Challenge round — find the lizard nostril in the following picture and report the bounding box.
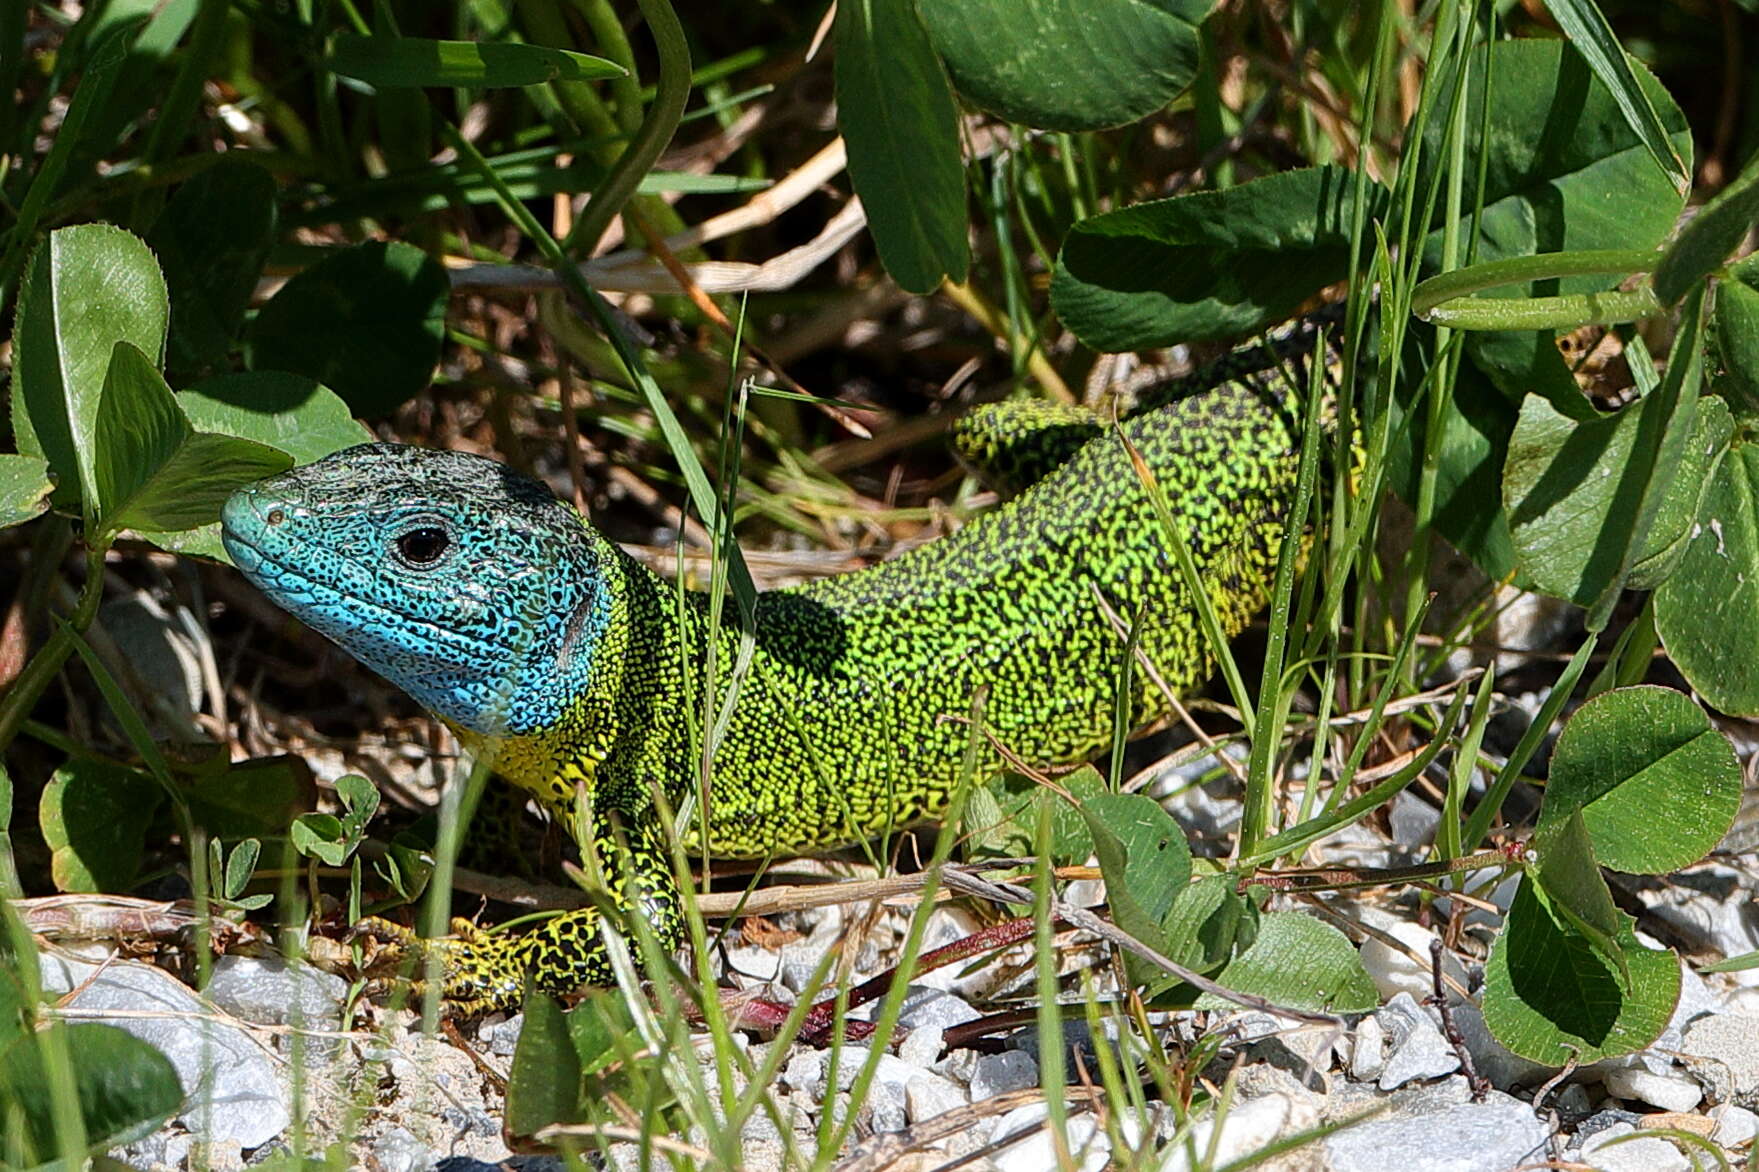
[266,508,286,526]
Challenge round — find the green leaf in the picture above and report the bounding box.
[1654,162,1759,306]
[917,0,1214,132]
[1483,876,1678,1064]
[91,341,292,537]
[1081,793,1190,992]
[1501,285,1706,624]
[1530,811,1629,988]
[1051,166,1384,351]
[506,992,583,1136]
[0,1023,182,1160]
[1419,41,1690,282]
[328,34,624,87]
[1540,0,1690,196]
[1537,685,1743,873]
[147,156,280,374]
[834,0,970,295]
[37,759,162,894]
[1655,439,1759,715]
[978,767,1103,866]
[224,838,262,901]
[1713,270,1759,416]
[1395,39,1693,581]
[11,224,168,513]
[187,756,317,840]
[1159,870,1249,976]
[290,814,349,867]
[245,241,449,417]
[1629,396,1734,589]
[335,774,380,838]
[136,371,372,561]
[0,455,54,530]
[1194,911,1377,1014]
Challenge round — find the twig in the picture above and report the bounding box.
[1426,938,1487,1101]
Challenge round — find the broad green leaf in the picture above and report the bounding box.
[1712,260,1759,417]
[1051,166,1384,351]
[978,767,1103,866]
[1530,811,1628,988]
[148,156,279,373]
[1418,41,1689,282]
[1403,39,1692,580]
[1081,792,1190,992]
[290,814,349,867]
[246,241,449,417]
[566,991,633,1077]
[1537,685,1742,873]
[1194,911,1377,1014]
[0,455,53,530]
[507,992,583,1136]
[139,371,371,561]
[223,838,262,901]
[1655,440,1759,715]
[91,342,291,537]
[1483,877,1678,1064]
[11,224,168,513]
[917,0,1213,132]
[188,756,317,840]
[834,0,969,295]
[328,34,624,87]
[1540,0,1690,196]
[38,759,162,894]
[1655,159,1759,306]
[1502,334,1716,611]
[0,1023,182,1160]
[1629,396,1734,589]
[336,774,381,837]
[1158,870,1249,979]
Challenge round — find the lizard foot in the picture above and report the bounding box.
[350,915,528,1015]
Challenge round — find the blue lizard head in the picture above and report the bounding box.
[221,443,611,736]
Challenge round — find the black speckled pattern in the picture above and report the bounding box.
[220,326,1327,1009]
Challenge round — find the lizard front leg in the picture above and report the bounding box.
[357,804,684,1014]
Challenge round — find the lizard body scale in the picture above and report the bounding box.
[219,321,1329,1009]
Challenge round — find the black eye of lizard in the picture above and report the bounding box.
[396,527,450,566]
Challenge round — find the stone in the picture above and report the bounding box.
[371,1126,436,1172]
[1376,993,1460,1090]
[1159,1091,1317,1172]
[483,1012,524,1057]
[869,1081,908,1133]
[1449,1003,1554,1090]
[781,1049,825,1094]
[895,985,982,1032]
[1349,1015,1386,1081]
[1388,789,1441,850]
[971,1050,1039,1100]
[1359,922,1469,1002]
[1710,1103,1759,1148]
[1679,1014,1759,1104]
[1324,1095,1551,1172]
[820,1046,918,1094]
[1578,1122,1690,1172]
[206,956,349,1029]
[39,953,290,1150]
[991,1105,1109,1172]
[898,1024,944,1069]
[1601,1064,1703,1113]
[905,1073,968,1122]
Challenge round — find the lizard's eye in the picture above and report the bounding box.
[394,526,451,568]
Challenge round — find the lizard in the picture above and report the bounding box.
[218,316,1336,1012]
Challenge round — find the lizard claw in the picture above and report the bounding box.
[350,915,527,1015]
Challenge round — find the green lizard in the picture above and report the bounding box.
[219,318,1330,1011]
